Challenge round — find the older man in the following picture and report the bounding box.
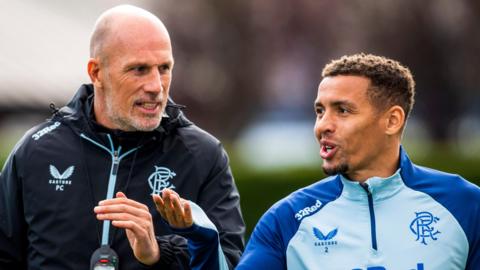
[0,5,244,269]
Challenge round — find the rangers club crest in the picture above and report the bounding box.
[148,166,176,195]
[410,211,441,245]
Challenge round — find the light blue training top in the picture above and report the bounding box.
[236,146,480,270]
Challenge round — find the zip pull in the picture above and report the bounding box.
[112,151,120,176]
[359,182,371,195]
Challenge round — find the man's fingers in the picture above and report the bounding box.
[116,191,127,198]
[183,200,193,226]
[158,191,177,225]
[96,211,152,228]
[94,203,150,218]
[111,219,142,232]
[154,189,193,228]
[152,194,167,218]
[163,192,181,218]
[163,193,180,225]
[98,194,149,211]
[161,188,173,200]
[154,193,185,227]
[111,220,151,242]
[94,193,152,227]
[170,194,185,226]
[92,192,159,265]
[162,190,172,208]
[152,194,164,208]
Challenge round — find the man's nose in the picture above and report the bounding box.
[144,69,162,93]
[314,112,335,136]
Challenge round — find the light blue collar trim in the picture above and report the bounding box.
[340,169,404,201]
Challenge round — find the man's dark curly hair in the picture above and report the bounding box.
[322,53,415,119]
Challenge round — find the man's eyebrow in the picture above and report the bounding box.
[163,59,174,65]
[331,100,356,108]
[315,100,355,107]
[122,59,174,72]
[123,61,148,69]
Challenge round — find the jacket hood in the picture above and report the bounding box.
[53,84,192,136]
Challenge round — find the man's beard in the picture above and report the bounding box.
[109,112,161,132]
[104,95,162,132]
[322,163,349,176]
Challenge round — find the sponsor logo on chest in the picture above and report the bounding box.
[49,164,74,191]
[313,227,339,253]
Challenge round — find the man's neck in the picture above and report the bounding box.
[346,145,401,182]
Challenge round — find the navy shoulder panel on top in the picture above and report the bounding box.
[287,175,344,222]
[238,175,344,269]
[263,175,343,250]
[399,147,480,268]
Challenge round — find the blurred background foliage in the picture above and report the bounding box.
[1,0,479,239]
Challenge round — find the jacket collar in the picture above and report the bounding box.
[56,84,192,139]
[340,169,404,201]
[339,146,411,201]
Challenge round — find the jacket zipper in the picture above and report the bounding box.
[80,133,139,245]
[106,150,120,199]
[360,183,378,251]
[100,150,120,245]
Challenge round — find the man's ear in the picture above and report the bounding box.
[87,58,103,89]
[384,105,405,135]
